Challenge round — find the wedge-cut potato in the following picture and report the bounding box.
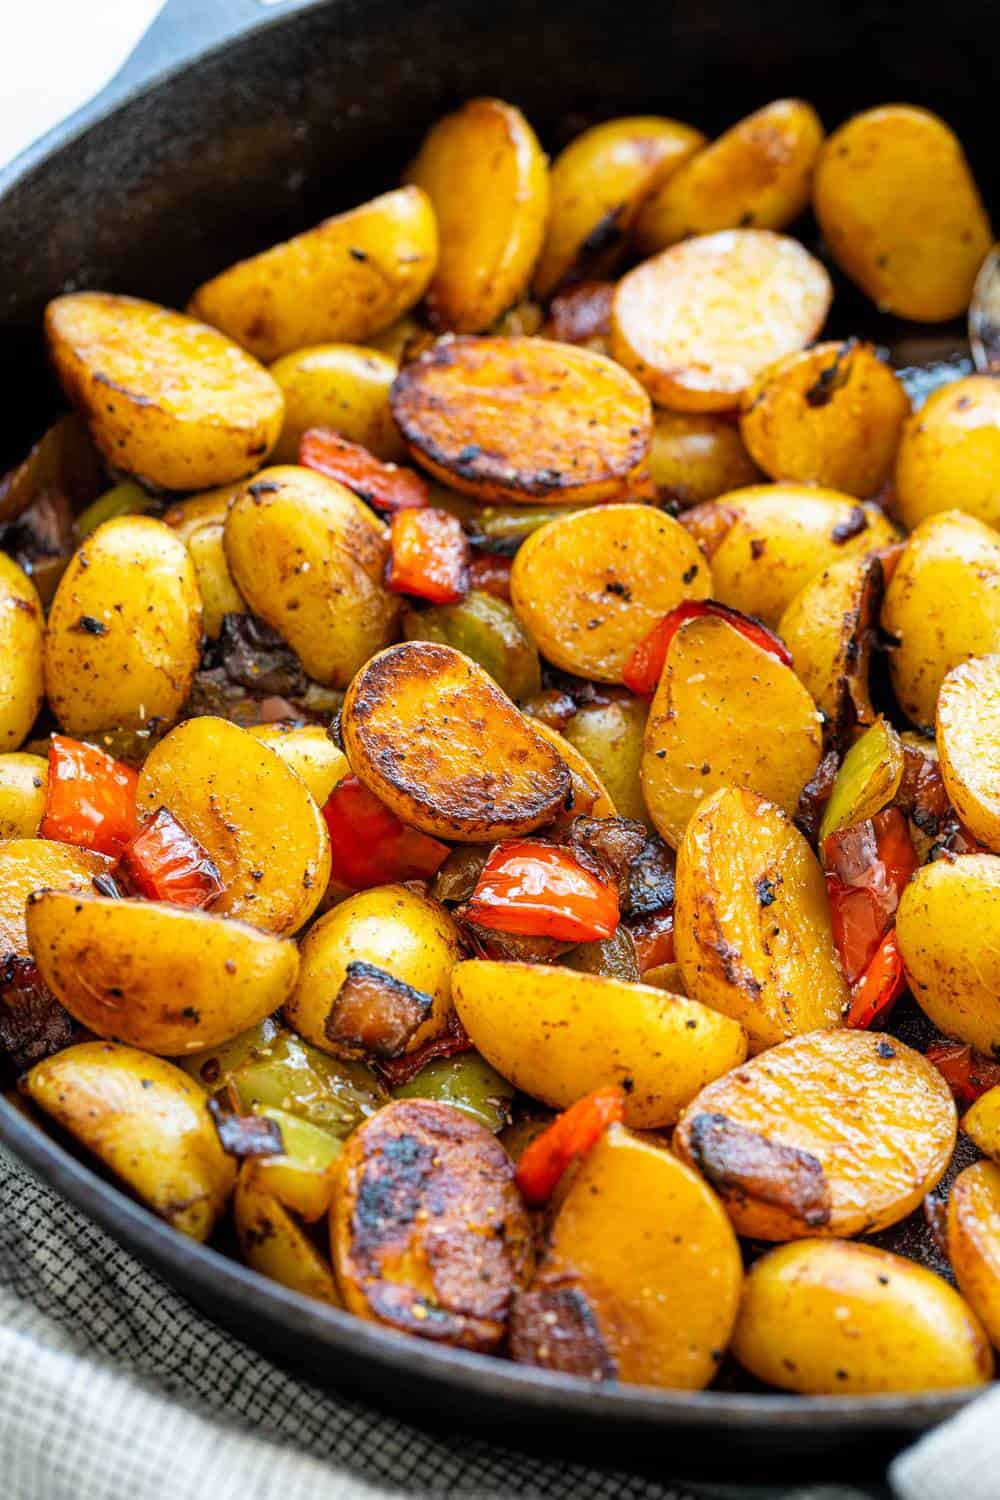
[882,510,1000,728]
[562,693,649,827]
[392,336,652,505]
[137,716,330,935]
[25,1041,236,1241]
[895,377,1000,533]
[224,465,399,688]
[948,1161,1000,1349]
[0,839,110,957]
[452,960,747,1128]
[247,723,349,807]
[673,787,845,1050]
[814,105,992,322]
[641,617,822,848]
[189,187,437,361]
[405,99,547,332]
[611,230,832,411]
[510,504,709,682]
[235,1165,342,1304]
[512,1124,741,1388]
[778,553,883,725]
[937,655,1000,850]
[733,1240,992,1392]
[0,554,43,751]
[332,1099,532,1349]
[45,292,284,490]
[527,719,616,819]
[964,1087,1000,1163]
[634,99,823,253]
[648,410,761,507]
[270,343,405,463]
[740,341,909,497]
[897,856,1000,1055]
[675,1029,956,1239]
[26,889,300,1055]
[0,753,47,838]
[534,115,705,298]
[341,642,570,840]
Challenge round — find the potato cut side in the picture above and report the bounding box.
[188,187,437,361]
[452,960,747,1128]
[25,1041,236,1241]
[895,377,1000,533]
[0,839,111,958]
[510,504,709,682]
[674,1029,956,1240]
[0,554,44,752]
[341,641,570,840]
[937,655,1000,851]
[247,724,349,807]
[641,618,822,849]
[512,1125,742,1388]
[648,410,762,508]
[610,229,831,411]
[390,336,652,505]
[45,292,284,490]
[778,552,883,725]
[948,1161,1000,1349]
[897,855,1000,1056]
[964,1087,1000,1163]
[235,1166,342,1305]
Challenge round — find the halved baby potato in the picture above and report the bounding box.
[25,1041,236,1241]
[340,641,570,840]
[674,1029,956,1239]
[246,723,349,807]
[897,855,1000,1056]
[0,554,44,751]
[0,753,47,838]
[948,1161,1000,1349]
[778,552,883,725]
[964,1087,1000,1163]
[45,292,284,490]
[648,410,761,508]
[895,376,1000,533]
[269,343,405,463]
[0,839,111,957]
[937,654,1000,850]
[234,1164,342,1305]
[562,692,649,827]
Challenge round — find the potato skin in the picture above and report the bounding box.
[562,693,649,827]
[778,552,882,725]
[732,1240,992,1393]
[895,377,1000,532]
[937,655,1000,850]
[223,465,399,688]
[269,343,405,463]
[0,554,44,751]
[0,753,47,838]
[947,1161,1000,1349]
[44,516,202,736]
[247,723,349,807]
[235,1165,342,1305]
[814,105,992,322]
[0,839,110,957]
[45,292,284,490]
[189,187,437,362]
[648,410,761,507]
[25,1041,236,1241]
[897,855,1000,1056]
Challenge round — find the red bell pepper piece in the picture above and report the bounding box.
[464,840,619,943]
[515,1086,626,1206]
[376,1009,474,1089]
[299,429,428,512]
[387,507,470,604]
[468,552,513,602]
[925,1042,1000,1106]
[845,929,907,1029]
[628,907,675,971]
[823,809,918,984]
[623,600,793,698]
[323,775,450,890]
[120,807,224,909]
[40,735,138,859]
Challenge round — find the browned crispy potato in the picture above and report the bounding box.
[895,376,1000,532]
[269,343,405,463]
[610,230,832,411]
[391,336,652,505]
[0,753,47,838]
[510,505,709,682]
[533,115,705,298]
[331,1098,532,1349]
[778,552,883,725]
[512,1124,742,1388]
[937,655,1000,850]
[733,1240,993,1392]
[562,692,649,827]
[674,1030,956,1239]
[527,719,616,819]
[897,855,1000,1056]
[224,466,399,688]
[189,187,438,361]
[634,100,824,253]
[948,1161,1000,1348]
[235,1165,342,1305]
[963,1087,1000,1163]
[648,410,761,507]
[673,787,845,1049]
[0,839,110,957]
[814,106,992,322]
[247,724,349,807]
[341,642,570,840]
[405,99,547,332]
[25,1041,236,1241]
[641,617,822,848]
[739,341,909,497]
[45,292,284,490]
[0,554,43,751]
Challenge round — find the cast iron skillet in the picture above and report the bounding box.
[0,0,995,1478]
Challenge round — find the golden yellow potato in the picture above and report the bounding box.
[406,99,548,332]
[189,187,437,362]
[25,1041,236,1242]
[675,1029,956,1239]
[269,343,405,463]
[948,1161,1000,1348]
[562,693,649,827]
[937,654,1000,850]
[0,554,43,751]
[533,115,705,298]
[44,517,202,736]
[895,376,1000,532]
[45,292,284,490]
[137,716,330,936]
[527,718,616,819]
[162,485,241,540]
[0,753,47,838]
[510,505,709,682]
[739,341,909,497]
[963,1087,1000,1162]
[513,1125,741,1388]
[897,855,1000,1055]
[778,552,883,724]
[673,787,845,1050]
[648,410,761,507]
[0,839,110,957]
[247,723,348,806]
[882,510,1000,727]
[641,616,822,848]
[234,1165,342,1305]
[611,230,832,411]
[733,1239,992,1392]
[634,99,824,253]
[26,889,300,1055]
[341,642,570,841]
[186,522,245,638]
[223,465,399,688]
[814,105,992,322]
[452,960,747,1128]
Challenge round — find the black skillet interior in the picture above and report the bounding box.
[0,0,997,1479]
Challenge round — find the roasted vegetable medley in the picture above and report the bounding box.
[7,94,1000,1398]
